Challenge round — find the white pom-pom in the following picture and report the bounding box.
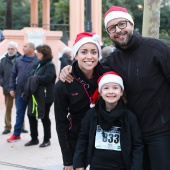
[92,34,99,41]
[90,103,95,108]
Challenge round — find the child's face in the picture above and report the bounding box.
[75,43,99,73]
[100,82,123,106]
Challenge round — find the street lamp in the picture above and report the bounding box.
[85,0,92,32]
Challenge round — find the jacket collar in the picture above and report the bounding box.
[116,30,143,52]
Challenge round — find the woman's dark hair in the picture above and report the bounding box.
[36,44,53,60]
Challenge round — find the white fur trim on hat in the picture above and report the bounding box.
[98,74,124,92]
[104,11,134,28]
[73,36,101,57]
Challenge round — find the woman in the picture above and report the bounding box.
[54,32,106,170]
[25,44,56,148]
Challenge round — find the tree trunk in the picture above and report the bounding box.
[142,0,161,38]
[6,0,13,29]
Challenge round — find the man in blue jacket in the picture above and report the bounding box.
[7,42,38,142]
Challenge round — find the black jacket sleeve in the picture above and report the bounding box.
[0,60,4,86]
[73,109,93,168]
[9,61,18,91]
[128,111,144,170]
[54,81,74,166]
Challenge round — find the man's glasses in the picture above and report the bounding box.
[106,20,130,34]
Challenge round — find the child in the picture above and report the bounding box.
[73,71,143,170]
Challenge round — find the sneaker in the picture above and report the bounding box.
[21,129,28,133]
[2,129,11,134]
[7,135,21,143]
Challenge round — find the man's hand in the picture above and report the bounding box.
[10,91,16,98]
[63,165,74,170]
[75,168,85,170]
[60,65,74,83]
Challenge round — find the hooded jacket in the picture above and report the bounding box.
[103,31,170,136]
[54,61,106,166]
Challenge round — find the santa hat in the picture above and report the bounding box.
[104,6,134,28]
[73,32,101,57]
[98,71,124,92]
[90,71,124,108]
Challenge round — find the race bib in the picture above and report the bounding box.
[95,125,121,151]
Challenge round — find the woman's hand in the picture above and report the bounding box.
[59,65,74,83]
[63,165,74,170]
[10,91,16,98]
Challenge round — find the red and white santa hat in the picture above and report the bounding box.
[104,6,134,28]
[90,71,124,108]
[73,32,101,57]
[98,71,124,92]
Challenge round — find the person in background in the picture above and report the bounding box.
[73,71,143,170]
[59,5,170,170]
[0,29,5,42]
[0,41,28,134]
[24,44,56,148]
[7,42,38,143]
[60,47,72,71]
[55,32,106,170]
[100,46,113,64]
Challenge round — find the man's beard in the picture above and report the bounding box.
[8,53,14,57]
[111,30,133,48]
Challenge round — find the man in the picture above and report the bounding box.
[60,6,170,170]
[100,46,113,64]
[103,6,170,170]
[0,41,28,134]
[7,42,38,142]
[59,47,72,71]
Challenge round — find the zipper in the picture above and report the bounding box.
[158,98,165,124]
[44,87,47,97]
[137,64,141,89]
[128,55,131,89]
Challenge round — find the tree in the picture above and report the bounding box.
[142,0,161,38]
[160,0,170,43]
[6,0,13,29]
[0,1,6,29]
[51,0,69,24]
[13,0,30,29]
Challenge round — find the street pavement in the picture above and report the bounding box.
[0,92,63,170]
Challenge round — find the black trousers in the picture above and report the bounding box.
[28,102,52,142]
[143,130,170,170]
